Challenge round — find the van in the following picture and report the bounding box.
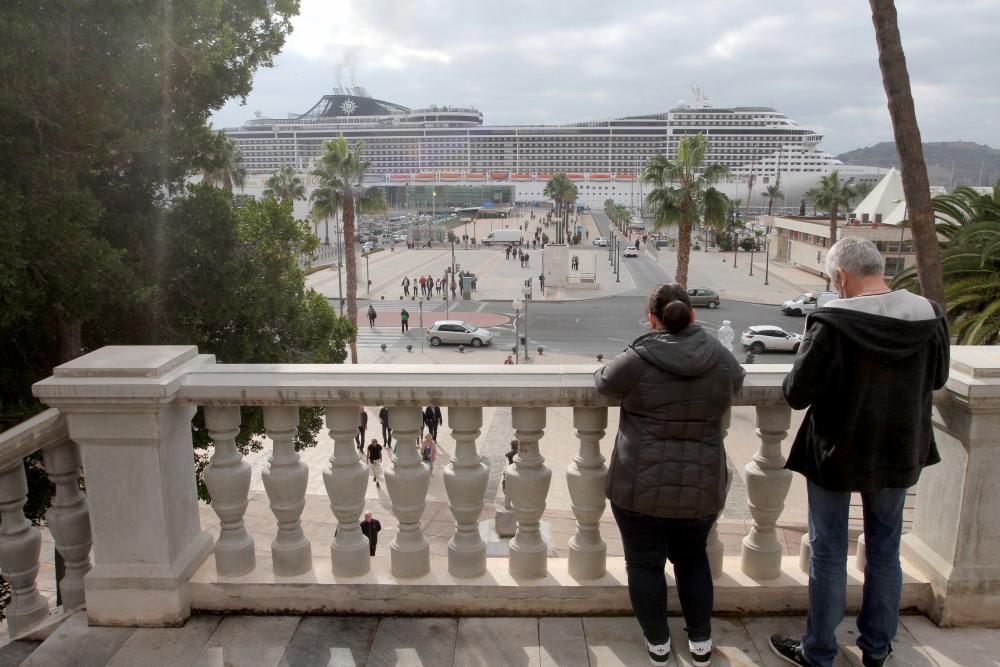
[781,291,837,316]
[481,230,522,246]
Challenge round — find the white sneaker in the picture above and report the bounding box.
[646,637,671,665]
[689,638,712,666]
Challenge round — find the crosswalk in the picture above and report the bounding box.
[355,328,423,349]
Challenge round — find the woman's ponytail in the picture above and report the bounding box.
[661,300,692,334]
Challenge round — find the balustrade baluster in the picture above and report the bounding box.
[443,407,488,578]
[741,404,793,579]
[507,407,551,578]
[0,461,49,635]
[324,406,370,576]
[707,409,732,579]
[384,407,430,578]
[262,406,311,576]
[567,407,608,579]
[203,407,255,576]
[41,441,92,609]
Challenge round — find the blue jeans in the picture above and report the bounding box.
[801,480,906,667]
[611,503,716,644]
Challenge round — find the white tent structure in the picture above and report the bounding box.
[852,167,907,226]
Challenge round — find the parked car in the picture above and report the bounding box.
[593,237,609,247]
[781,291,837,316]
[361,241,375,253]
[623,246,639,258]
[426,320,493,347]
[740,325,802,354]
[686,288,720,309]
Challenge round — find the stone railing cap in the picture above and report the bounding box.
[53,345,200,378]
[950,346,1000,380]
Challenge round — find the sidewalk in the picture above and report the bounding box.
[653,245,827,305]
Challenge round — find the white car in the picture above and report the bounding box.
[741,325,802,354]
[361,241,375,253]
[593,237,609,247]
[623,246,639,258]
[426,320,493,347]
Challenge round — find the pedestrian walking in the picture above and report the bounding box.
[423,406,439,441]
[539,273,545,292]
[378,406,391,447]
[421,433,438,472]
[402,277,410,297]
[504,354,514,365]
[472,276,477,291]
[419,275,427,296]
[400,308,409,333]
[367,304,377,328]
[355,407,368,451]
[595,282,745,667]
[360,511,382,555]
[450,278,457,299]
[767,238,949,667]
[366,440,383,489]
[505,246,511,260]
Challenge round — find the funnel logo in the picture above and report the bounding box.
[340,98,358,115]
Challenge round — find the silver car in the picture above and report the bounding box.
[686,288,720,309]
[426,320,493,347]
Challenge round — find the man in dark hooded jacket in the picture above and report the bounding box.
[769,238,949,667]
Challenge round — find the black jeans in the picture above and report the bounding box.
[611,503,716,644]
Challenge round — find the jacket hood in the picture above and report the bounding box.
[631,325,721,377]
[807,306,944,361]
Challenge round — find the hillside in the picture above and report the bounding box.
[836,141,1000,189]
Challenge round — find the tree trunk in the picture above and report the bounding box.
[675,206,692,288]
[57,318,82,364]
[870,0,944,306]
[343,195,359,363]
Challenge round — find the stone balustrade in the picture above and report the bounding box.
[0,345,995,636]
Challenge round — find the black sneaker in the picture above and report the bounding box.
[769,635,812,666]
[862,645,892,667]
[646,638,671,665]
[688,638,712,666]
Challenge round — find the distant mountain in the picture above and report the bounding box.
[836,141,1000,189]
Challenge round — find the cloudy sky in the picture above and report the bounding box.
[210,0,999,155]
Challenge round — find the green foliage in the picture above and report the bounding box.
[263,165,306,202]
[544,173,579,218]
[893,184,1000,344]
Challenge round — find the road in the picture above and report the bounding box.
[429,215,804,363]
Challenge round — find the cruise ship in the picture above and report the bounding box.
[224,85,886,212]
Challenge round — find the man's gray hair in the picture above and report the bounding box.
[826,237,884,278]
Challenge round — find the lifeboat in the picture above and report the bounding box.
[414,173,435,181]
[566,173,584,181]
[440,172,460,181]
[537,172,554,181]
[615,172,635,181]
[389,173,411,182]
[590,173,611,181]
[466,172,486,181]
[511,173,532,181]
[491,171,509,181]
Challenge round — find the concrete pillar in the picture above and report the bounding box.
[901,347,1000,625]
[203,407,255,577]
[42,440,92,609]
[741,404,793,579]
[33,346,214,626]
[324,406,370,577]
[707,409,732,579]
[567,407,608,580]
[0,460,49,635]
[508,407,551,579]
[384,407,430,578]
[443,407,488,578]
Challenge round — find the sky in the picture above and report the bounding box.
[210,0,1000,155]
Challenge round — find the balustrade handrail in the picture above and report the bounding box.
[0,407,68,470]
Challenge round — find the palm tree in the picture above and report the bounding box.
[200,132,247,192]
[309,183,339,245]
[765,184,784,216]
[312,135,387,363]
[810,171,857,288]
[869,0,945,306]
[263,165,306,204]
[641,134,728,287]
[544,173,578,242]
[893,184,1000,343]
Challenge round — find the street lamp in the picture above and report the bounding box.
[364,249,371,294]
[521,284,531,361]
[512,295,524,365]
[764,229,771,286]
[432,188,436,219]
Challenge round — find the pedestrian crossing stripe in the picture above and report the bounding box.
[355,330,421,348]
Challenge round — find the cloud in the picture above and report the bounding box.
[210,0,1000,155]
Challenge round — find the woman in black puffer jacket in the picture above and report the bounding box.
[595,283,744,666]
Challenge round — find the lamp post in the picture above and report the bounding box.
[512,295,523,365]
[764,233,771,286]
[615,235,621,283]
[749,237,754,277]
[419,298,424,352]
[364,249,371,294]
[522,284,531,361]
[451,238,456,274]
[432,188,436,219]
